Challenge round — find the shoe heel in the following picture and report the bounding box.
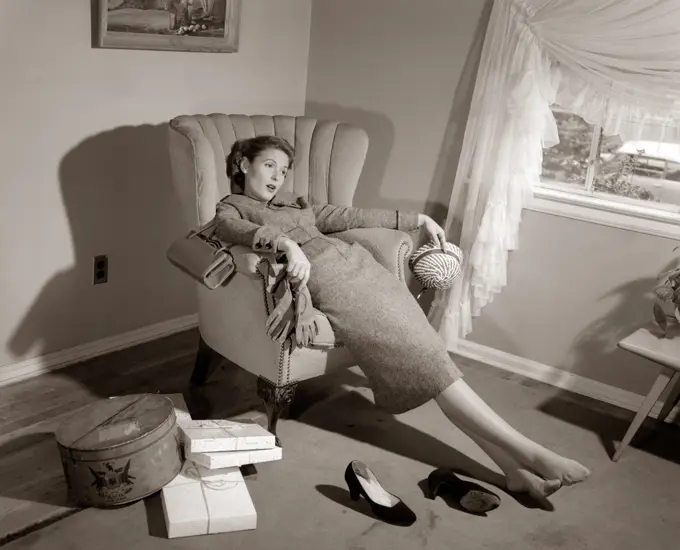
[345,468,362,501]
[344,461,417,526]
[425,478,440,500]
[348,485,361,501]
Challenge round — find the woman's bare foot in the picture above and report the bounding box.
[455,427,566,500]
[529,448,591,487]
[435,381,591,489]
[505,468,562,500]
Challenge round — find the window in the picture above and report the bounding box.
[531,106,680,237]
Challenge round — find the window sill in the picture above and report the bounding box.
[527,187,680,240]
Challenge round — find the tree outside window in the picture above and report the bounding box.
[540,108,680,208]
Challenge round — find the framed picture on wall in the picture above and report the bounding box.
[98,0,241,53]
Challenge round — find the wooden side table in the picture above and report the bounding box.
[613,325,680,461]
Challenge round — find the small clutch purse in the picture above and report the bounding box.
[166,219,235,290]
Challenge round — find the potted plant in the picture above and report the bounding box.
[653,252,680,337]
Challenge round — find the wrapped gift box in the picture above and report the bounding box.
[190,446,282,470]
[181,420,276,454]
[161,463,257,538]
[229,410,268,429]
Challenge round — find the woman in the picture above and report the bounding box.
[211,135,590,502]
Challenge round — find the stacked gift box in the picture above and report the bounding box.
[159,394,281,539]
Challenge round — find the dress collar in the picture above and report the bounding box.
[268,191,305,209]
[222,191,304,209]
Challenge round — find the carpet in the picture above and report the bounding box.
[4,363,680,550]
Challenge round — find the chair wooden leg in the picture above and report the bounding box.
[190,335,222,387]
[613,368,674,461]
[256,377,298,447]
[657,371,680,424]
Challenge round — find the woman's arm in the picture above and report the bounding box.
[212,202,288,254]
[311,204,421,234]
[313,204,447,247]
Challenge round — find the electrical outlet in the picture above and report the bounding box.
[93,255,108,285]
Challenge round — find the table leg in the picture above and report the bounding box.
[612,368,674,462]
[657,371,680,424]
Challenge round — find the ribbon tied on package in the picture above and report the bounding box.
[180,419,276,454]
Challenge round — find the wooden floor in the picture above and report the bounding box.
[0,328,271,545]
[3,336,680,550]
[4,327,679,546]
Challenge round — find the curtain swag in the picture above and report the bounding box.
[430,0,680,348]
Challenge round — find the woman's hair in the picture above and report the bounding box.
[226,135,295,190]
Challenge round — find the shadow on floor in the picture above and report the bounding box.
[315,485,378,521]
[293,383,553,511]
[0,432,76,508]
[143,493,169,539]
[538,390,680,465]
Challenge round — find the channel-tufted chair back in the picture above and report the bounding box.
[168,114,369,229]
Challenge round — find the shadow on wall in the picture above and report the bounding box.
[428,0,493,244]
[7,123,194,393]
[566,261,677,389]
[90,0,99,48]
[536,260,680,462]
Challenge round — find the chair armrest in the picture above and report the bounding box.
[331,228,413,283]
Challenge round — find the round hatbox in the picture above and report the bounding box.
[55,394,183,508]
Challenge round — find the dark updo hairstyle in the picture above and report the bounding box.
[226,135,295,192]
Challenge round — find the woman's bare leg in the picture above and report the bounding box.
[435,379,590,486]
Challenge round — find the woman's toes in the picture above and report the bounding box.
[541,479,562,497]
[533,453,590,486]
[559,461,591,486]
[506,469,562,499]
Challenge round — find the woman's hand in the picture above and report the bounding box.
[279,238,311,288]
[418,214,447,248]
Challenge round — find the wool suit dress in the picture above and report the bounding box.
[212,191,463,414]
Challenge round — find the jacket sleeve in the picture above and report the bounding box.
[311,204,421,234]
[211,202,287,253]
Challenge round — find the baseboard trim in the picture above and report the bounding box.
[454,339,679,423]
[0,314,200,388]
[2,314,678,423]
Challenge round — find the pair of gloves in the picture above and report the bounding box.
[264,265,320,349]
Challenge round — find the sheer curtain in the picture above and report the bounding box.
[429,0,680,349]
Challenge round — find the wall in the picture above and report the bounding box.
[305,0,670,398]
[305,0,492,223]
[0,0,311,374]
[468,211,677,394]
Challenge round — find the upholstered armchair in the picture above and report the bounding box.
[167,114,416,442]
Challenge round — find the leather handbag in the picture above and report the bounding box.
[166,219,235,290]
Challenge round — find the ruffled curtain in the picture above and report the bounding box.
[430,0,680,348]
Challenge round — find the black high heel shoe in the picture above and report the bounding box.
[344,461,417,526]
[425,469,500,515]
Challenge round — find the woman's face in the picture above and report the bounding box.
[242,148,291,202]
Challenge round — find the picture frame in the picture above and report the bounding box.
[98,0,241,53]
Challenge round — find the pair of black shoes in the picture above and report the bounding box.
[344,461,500,527]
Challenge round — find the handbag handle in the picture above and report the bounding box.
[187,217,222,239]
